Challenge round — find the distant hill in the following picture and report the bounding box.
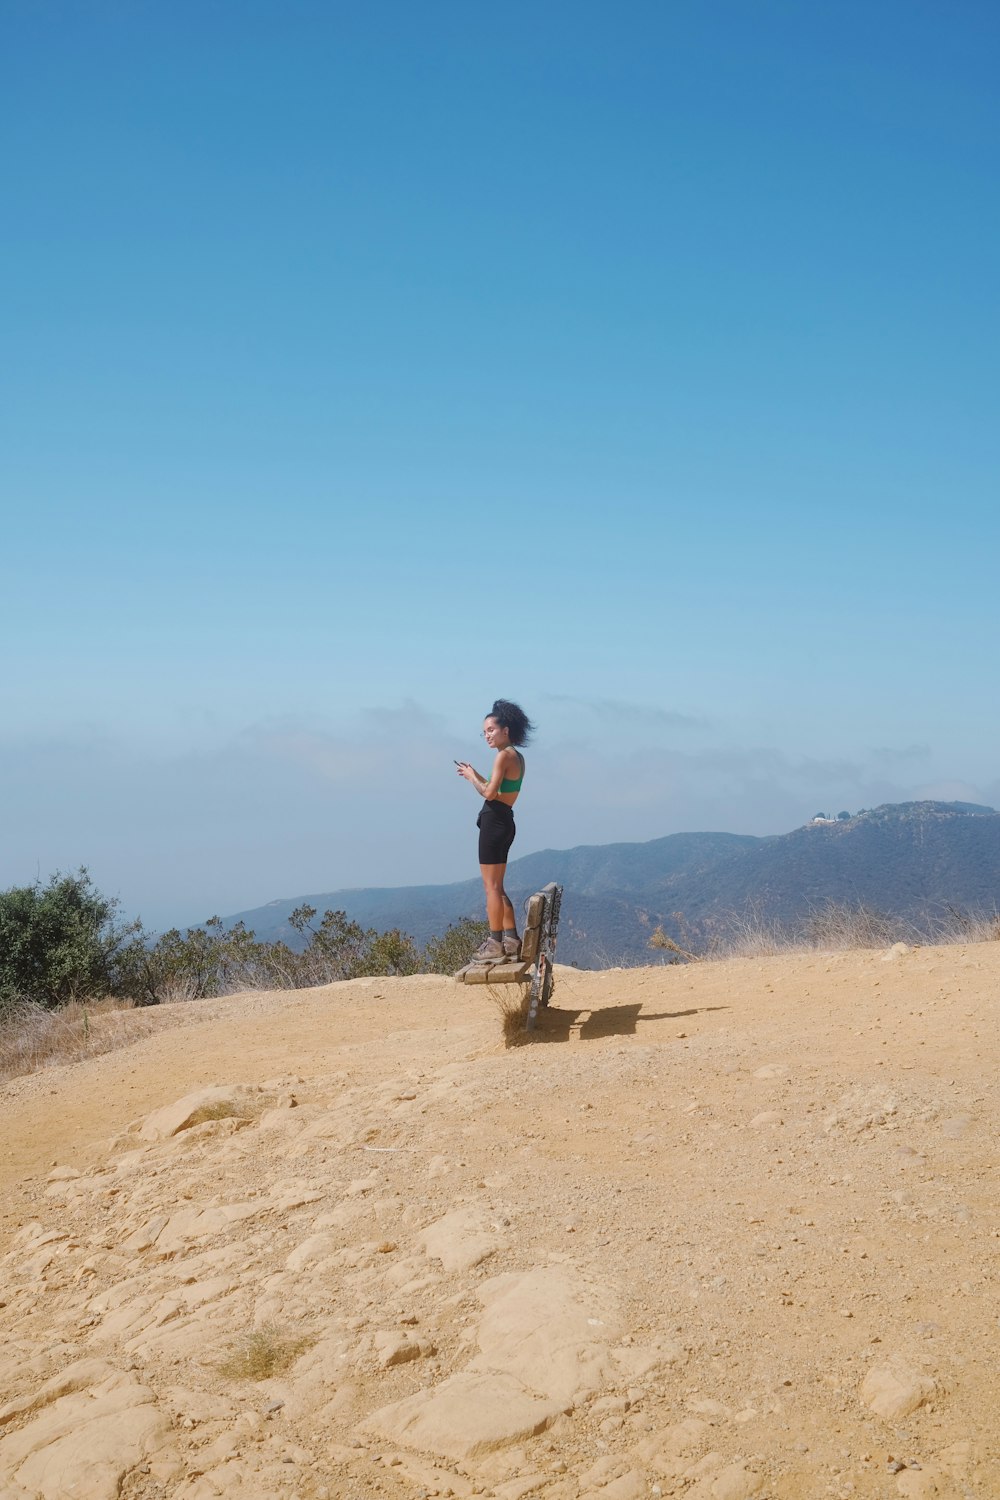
[217,801,1000,968]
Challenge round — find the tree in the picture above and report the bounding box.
[837,810,851,821]
[0,867,477,1012]
[423,916,490,975]
[359,929,421,977]
[0,869,143,1012]
[288,906,420,983]
[121,917,294,1004]
[124,902,428,1002]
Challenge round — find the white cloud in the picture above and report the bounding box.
[543,693,710,731]
[0,706,992,931]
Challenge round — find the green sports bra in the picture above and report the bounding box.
[499,751,525,794]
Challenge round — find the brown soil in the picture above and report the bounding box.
[0,945,996,1499]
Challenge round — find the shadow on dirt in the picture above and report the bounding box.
[535,1004,729,1042]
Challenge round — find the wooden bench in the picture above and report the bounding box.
[455,882,564,1031]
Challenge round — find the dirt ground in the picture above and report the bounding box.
[0,944,996,1499]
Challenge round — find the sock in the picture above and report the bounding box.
[503,928,518,940]
[490,929,503,942]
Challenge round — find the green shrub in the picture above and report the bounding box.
[422,915,490,974]
[0,869,143,1013]
[2,868,484,1013]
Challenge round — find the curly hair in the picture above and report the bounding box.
[487,699,534,747]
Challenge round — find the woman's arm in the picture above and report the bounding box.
[456,750,512,800]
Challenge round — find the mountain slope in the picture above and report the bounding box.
[216,801,1000,966]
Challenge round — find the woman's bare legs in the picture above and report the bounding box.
[480,864,516,932]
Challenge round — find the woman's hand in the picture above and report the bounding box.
[455,761,478,782]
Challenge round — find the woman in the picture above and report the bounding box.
[456,698,534,959]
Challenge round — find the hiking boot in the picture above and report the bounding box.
[502,935,521,958]
[472,938,504,961]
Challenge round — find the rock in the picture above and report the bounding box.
[138,1086,254,1141]
[583,1471,646,1500]
[688,1399,730,1420]
[472,1267,621,1403]
[706,1464,763,1500]
[151,1201,263,1254]
[372,1332,435,1368]
[495,1474,551,1500]
[257,1107,307,1133]
[638,1417,710,1476]
[896,1467,963,1498]
[749,1112,783,1128]
[579,1455,628,1486]
[881,943,911,961]
[590,1396,628,1416]
[612,1339,683,1379]
[0,1373,171,1500]
[365,1371,565,1460]
[284,1234,337,1272]
[416,1208,504,1273]
[861,1362,936,1419]
[0,1359,117,1427]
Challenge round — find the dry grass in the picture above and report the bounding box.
[187,1097,261,1126]
[707,921,794,959]
[0,997,157,1084]
[648,926,701,961]
[924,905,1000,944]
[487,984,531,1045]
[592,941,670,969]
[152,975,205,1004]
[218,1322,313,1381]
[705,901,1000,960]
[799,900,915,950]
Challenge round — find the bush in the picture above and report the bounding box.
[423,916,490,974]
[0,869,144,1013]
[286,906,421,982]
[121,916,301,1004]
[1,868,497,1015]
[124,906,424,1003]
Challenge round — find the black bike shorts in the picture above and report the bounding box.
[477,800,516,865]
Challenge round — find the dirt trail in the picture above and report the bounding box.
[0,945,996,1499]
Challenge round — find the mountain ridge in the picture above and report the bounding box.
[208,800,1000,967]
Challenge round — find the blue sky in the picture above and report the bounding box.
[3,2,998,928]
